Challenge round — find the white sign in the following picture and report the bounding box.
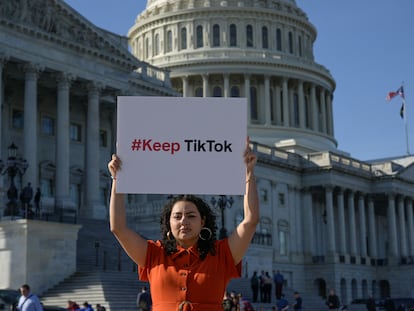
[115,96,247,195]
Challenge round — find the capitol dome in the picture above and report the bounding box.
[129,0,336,154]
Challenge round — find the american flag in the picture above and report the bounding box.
[386,85,405,101]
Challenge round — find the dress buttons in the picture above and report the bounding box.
[180,272,187,276]
[181,287,187,291]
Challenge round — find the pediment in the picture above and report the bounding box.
[398,160,414,182]
[0,0,140,70]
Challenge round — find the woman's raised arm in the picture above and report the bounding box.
[108,154,148,267]
[228,137,260,264]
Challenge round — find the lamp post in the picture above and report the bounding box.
[211,195,233,239]
[0,143,28,218]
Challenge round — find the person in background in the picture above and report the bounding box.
[34,187,41,217]
[222,292,235,311]
[95,304,106,311]
[276,294,289,311]
[326,289,340,311]
[292,291,302,311]
[250,271,259,303]
[17,284,43,311]
[80,302,93,311]
[108,138,259,311]
[137,286,152,311]
[66,300,80,311]
[273,270,284,300]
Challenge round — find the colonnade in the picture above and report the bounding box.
[302,187,414,262]
[0,60,109,217]
[178,74,334,136]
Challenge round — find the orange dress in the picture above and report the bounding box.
[139,239,241,311]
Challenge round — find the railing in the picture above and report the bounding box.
[134,62,171,87]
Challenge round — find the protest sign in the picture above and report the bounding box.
[116,96,247,195]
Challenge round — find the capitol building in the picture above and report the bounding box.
[1,0,414,307]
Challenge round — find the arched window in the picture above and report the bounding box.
[252,217,273,246]
[293,93,299,126]
[262,26,268,49]
[276,28,282,51]
[196,25,203,48]
[154,33,160,55]
[246,24,253,47]
[213,24,220,47]
[288,31,294,54]
[230,24,237,46]
[250,86,258,121]
[195,87,203,97]
[231,86,240,97]
[166,30,173,52]
[181,27,187,50]
[213,86,222,97]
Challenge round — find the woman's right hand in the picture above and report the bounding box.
[108,154,121,178]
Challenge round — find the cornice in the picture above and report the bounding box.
[0,0,139,71]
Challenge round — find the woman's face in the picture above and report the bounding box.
[170,200,205,248]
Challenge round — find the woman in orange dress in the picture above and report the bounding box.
[108,138,259,311]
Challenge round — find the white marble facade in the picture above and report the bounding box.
[126,0,414,303]
[0,0,176,219]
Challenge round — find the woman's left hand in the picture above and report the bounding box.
[244,137,257,174]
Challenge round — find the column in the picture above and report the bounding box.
[325,187,336,254]
[398,197,408,257]
[358,193,367,257]
[294,187,303,255]
[202,74,209,97]
[302,188,314,256]
[406,199,414,256]
[0,55,8,158]
[264,75,271,125]
[244,74,251,122]
[348,191,357,256]
[223,74,229,98]
[282,78,289,126]
[85,83,102,218]
[298,80,305,129]
[310,84,318,131]
[23,64,41,188]
[319,89,327,133]
[337,189,347,254]
[182,76,188,97]
[326,91,334,136]
[387,194,399,257]
[367,197,378,258]
[55,73,73,208]
[275,83,282,125]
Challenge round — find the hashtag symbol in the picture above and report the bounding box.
[131,139,141,151]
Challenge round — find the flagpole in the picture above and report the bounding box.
[403,97,410,155]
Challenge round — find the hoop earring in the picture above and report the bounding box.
[167,231,174,241]
[199,227,213,241]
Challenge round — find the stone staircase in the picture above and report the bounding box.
[39,217,328,311]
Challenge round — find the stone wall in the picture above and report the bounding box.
[0,219,81,294]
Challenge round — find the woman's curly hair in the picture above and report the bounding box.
[160,195,217,260]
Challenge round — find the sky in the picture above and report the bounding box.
[64,0,414,161]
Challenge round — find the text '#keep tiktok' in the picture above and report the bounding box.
[130,139,233,154]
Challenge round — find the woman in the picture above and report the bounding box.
[108,137,259,311]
